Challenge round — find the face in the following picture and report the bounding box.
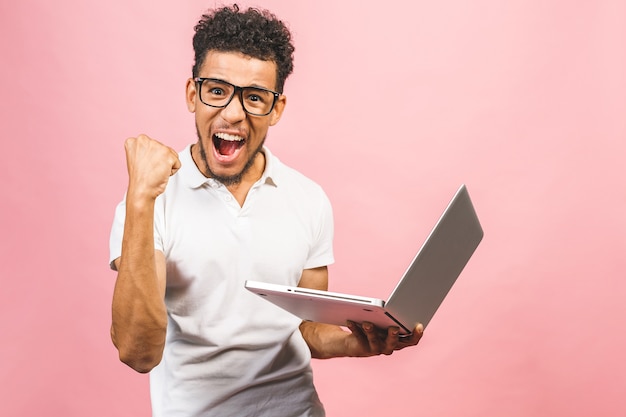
[186,51,286,186]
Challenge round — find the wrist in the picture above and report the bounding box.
[126,185,159,208]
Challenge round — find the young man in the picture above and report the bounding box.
[109,5,422,416]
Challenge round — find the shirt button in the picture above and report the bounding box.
[224,195,232,202]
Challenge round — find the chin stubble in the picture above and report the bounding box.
[196,124,266,187]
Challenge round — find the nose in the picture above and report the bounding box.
[220,90,247,124]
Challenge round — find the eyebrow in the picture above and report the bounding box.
[202,77,274,91]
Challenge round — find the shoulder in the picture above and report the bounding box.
[267,150,327,197]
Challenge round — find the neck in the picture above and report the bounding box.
[226,151,265,206]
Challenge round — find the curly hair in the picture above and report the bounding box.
[192,4,295,93]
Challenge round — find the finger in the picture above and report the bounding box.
[361,322,387,353]
[411,323,424,345]
[346,320,367,342]
[376,326,400,355]
[170,153,182,175]
[398,323,424,348]
[124,136,138,157]
[383,326,401,353]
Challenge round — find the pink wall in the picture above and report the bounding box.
[1,0,625,416]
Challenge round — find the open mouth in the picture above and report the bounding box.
[213,132,245,157]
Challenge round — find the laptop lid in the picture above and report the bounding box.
[383,184,484,329]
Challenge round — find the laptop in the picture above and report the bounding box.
[245,184,483,336]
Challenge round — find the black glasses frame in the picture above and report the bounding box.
[194,77,280,116]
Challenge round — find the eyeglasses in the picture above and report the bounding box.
[194,78,281,116]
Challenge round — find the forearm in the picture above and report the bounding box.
[302,319,423,359]
[111,194,167,373]
[300,321,353,359]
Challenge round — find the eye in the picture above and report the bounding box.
[209,87,225,96]
[243,89,269,104]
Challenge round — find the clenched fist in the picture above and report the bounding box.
[124,134,181,201]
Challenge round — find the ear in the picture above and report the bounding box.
[269,95,287,126]
[185,78,197,113]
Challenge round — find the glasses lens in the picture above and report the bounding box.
[199,79,234,107]
[199,79,276,116]
[240,87,275,116]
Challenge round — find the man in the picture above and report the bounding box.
[109,5,423,416]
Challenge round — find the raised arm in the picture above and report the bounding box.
[110,135,181,373]
[298,267,423,359]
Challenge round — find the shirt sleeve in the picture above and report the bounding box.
[108,194,165,271]
[303,187,335,269]
[108,197,126,270]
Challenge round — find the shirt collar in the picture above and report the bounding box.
[181,144,278,189]
[259,146,278,187]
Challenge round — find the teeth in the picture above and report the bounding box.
[215,132,244,142]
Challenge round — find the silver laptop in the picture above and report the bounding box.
[245,184,483,336]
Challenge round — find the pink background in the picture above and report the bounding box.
[2,0,625,416]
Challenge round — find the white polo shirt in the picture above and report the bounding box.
[109,145,334,417]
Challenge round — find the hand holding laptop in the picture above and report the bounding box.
[344,320,424,356]
[298,319,424,359]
